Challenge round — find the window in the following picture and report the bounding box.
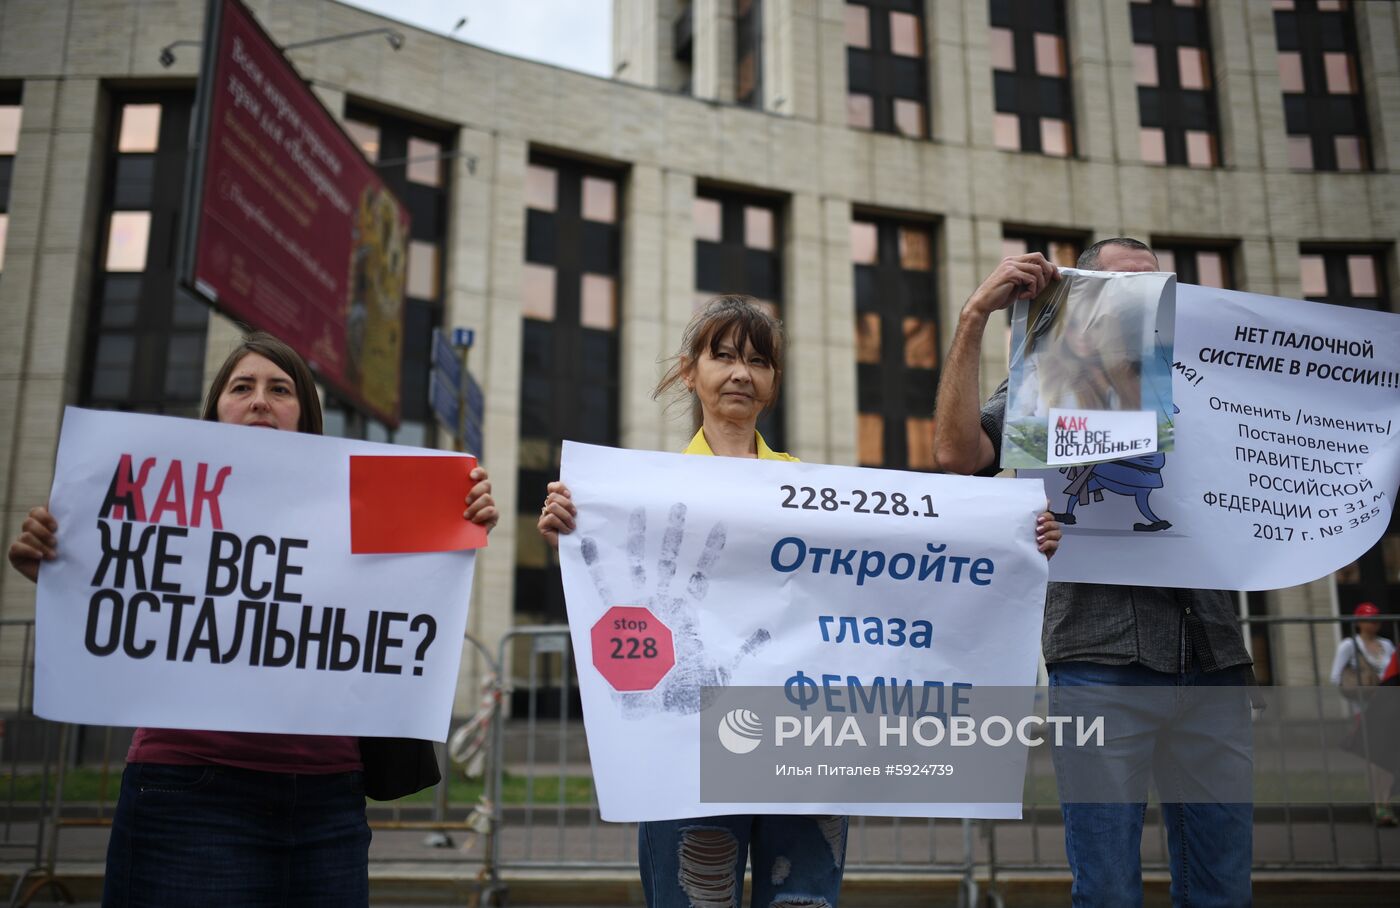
[104,212,152,272]
[0,90,20,276]
[846,1,928,137]
[343,119,379,161]
[1000,231,1084,337]
[736,0,762,107]
[989,0,1074,156]
[82,93,208,415]
[0,98,18,156]
[1151,242,1234,288]
[1001,230,1082,270]
[406,136,442,187]
[516,153,624,624]
[329,106,453,446]
[1131,0,1221,167]
[695,186,785,447]
[852,216,939,471]
[1274,0,1370,171]
[673,2,695,94]
[1298,246,1388,311]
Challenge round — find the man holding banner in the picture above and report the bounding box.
[933,239,1254,908]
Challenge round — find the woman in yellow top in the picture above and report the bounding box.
[539,295,1060,907]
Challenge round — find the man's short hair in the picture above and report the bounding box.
[1078,237,1155,270]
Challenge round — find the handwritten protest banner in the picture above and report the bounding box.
[1034,285,1400,590]
[558,442,1049,821]
[35,408,480,740]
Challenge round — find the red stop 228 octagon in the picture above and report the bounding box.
[591,606,675,692]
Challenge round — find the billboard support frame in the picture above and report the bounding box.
[176,0,224,307]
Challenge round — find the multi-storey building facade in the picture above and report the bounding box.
[1,0,1397,708]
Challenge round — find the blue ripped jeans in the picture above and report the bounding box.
[639,815,847,908]
[1049,662,1253,908]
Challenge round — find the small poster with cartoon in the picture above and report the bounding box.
[1001,268,1176,471]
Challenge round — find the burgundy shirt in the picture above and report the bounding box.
[127,729,362,774]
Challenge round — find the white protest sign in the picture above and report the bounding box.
[558,441,1049,822]
[1034,285,1400,590]
[35,408,480,741]
[1046,408,1158,466]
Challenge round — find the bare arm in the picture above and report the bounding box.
[934,254,1057,475]
[933,306,998,474]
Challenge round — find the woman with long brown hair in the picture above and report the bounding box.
[540,296,1060,906]
[8,330,499,906]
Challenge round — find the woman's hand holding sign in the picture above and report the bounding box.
[7,506,58,583]
[464,466,499,533]
[539,481,577,548]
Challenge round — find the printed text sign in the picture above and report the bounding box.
[558,442,1049,821]
[35,408,477,740]
[1036,285,1400,590]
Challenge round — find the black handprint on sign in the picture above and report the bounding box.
[580,502,770,718]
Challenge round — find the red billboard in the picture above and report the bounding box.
[185,0,407,425]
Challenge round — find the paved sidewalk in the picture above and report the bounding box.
[4,809,1396,906]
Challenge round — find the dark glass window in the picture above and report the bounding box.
[1000,230,1084,331]
[846,1,928,137]
[1152,242,1234,288]
[1001,230,1082,269]
[0,88,18,277]
[1131,0,1221,167]
[674,3,695,94]
[516,153,624,624]
[1298,246,1388,311]
[989,0,1074,156]
[694,186,785,448]
[1273,0,1370,171]
[736,0,762,107]
[852,216,938,471]
[328,105,452,446]
[83,92,207,416]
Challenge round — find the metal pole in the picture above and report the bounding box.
[483,632,513,903]
[456,337,470,455]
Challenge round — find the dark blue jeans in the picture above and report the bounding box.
[103,763,371,907]
[639,815,847,907]
[1049,662,1253,908]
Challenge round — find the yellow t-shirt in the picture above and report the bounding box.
[682,427,800,462]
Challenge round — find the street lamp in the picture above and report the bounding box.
[158,26,405,67]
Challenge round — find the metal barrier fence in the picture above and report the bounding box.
[0,621,503,907]
[479,626,980,907]
[0,619,67,907]
[0,614,1395,906]
[975,612,1400,907]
